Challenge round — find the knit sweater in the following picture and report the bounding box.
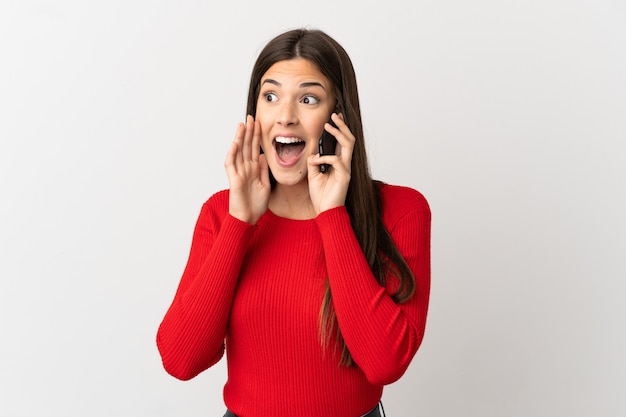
[157,183,431,417]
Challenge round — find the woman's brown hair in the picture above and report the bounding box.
[246,28,416,366]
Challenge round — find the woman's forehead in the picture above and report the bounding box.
[261,59,330,87]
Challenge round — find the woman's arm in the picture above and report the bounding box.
[156,192,257,380]
[315,187,431,386]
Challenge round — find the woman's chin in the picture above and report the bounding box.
[271,168,308,187]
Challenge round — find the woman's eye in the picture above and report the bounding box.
[264,93,278,102]
[302,95,319,105]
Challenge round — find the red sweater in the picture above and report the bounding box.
[157,184,431,417]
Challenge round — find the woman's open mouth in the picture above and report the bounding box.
[274,136,306,167]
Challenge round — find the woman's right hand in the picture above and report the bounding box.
[224,115,271,224]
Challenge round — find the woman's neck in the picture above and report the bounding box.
[269,182,316,220]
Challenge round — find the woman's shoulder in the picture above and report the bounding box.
[198,189,230,222]
[204,189,230,207]
[379,182,429,208]
[378,182,431,226]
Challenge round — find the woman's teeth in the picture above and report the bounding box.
[275,136,304,144]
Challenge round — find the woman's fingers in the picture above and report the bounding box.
[225,140,238,171]
[225,117,270,224]
[225,121,244,176]
[226,116,263,175]
[259,153,270,187]
[241,115,254,162]
[251,119,262,163]
[230,122,245,167]
[330,113,355,162]
[238,115,262,166]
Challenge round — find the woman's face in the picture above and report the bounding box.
[256,58,336,186]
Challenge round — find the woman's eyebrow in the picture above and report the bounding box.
[261,79,281,87]
[299,81,326,91]
[260,79,326,91]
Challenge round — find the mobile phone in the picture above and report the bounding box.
[318,118,337,173]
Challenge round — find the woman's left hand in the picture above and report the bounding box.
[307,113,355,215]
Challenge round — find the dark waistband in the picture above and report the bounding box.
[363,404,382,417]
[224,403,381,417]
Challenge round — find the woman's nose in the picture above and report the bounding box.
[277,103,298,126]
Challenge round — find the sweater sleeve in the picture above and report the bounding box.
[315,189,431,386]
[156,192,257,380]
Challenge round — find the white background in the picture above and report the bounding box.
[1,1,625,416]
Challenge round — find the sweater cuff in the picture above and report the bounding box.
[315,205,350,230]
[315,206,356,248]
[216,213,258,252]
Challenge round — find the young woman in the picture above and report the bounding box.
[157,28,431,417]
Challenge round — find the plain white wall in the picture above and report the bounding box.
[1,0,624,416]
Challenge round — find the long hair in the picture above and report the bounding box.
[246,29,416,366]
